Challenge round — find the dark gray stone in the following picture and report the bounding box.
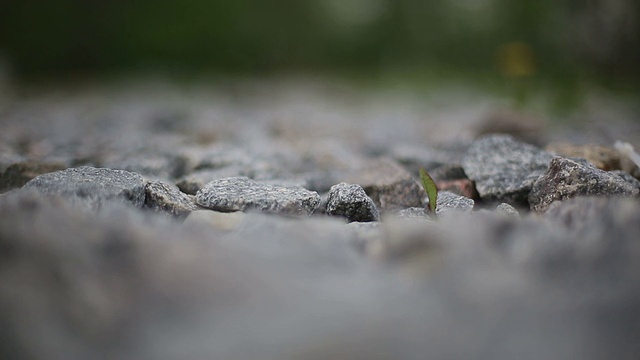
[195,177,321,216]
[529,157,639,212]
[434,191,474,216]
[326,183,379,222]
[144,180,199,219]
[22,166,146,209]
[429,163,468,181]
[462,134,554,204]
[346,158,425,212]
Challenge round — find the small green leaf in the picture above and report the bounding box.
[419,168,438,214]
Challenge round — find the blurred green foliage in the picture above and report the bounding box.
[1,0,639,86]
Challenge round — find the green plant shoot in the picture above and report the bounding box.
[419,168,438,214]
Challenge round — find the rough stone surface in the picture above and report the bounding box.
[0,161,67,193]
[346,158,425,212]
[22,166,146,209]
[434,191,474,216]
[195,176,321,216]
[144,180,199,219]
[325,183,379,222]
[529,157,639,212]
[610,170,640,189]
[462,134,555,204]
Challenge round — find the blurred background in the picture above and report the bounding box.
[1,0,639,86]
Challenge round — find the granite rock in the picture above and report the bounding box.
[22,166,146,209]
[176,166,251,195]
[144,180,199,219]
[195,177,321,216]
[528,157,639,212]
[546,143,620,171]
[496,203,520,217]
[610,170,640,189]
[326,183,379,222]
[462,134,555,204]
[434,191,474,216]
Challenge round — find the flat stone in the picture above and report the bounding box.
[326,183,379,222]
[144,180,199,219]
[0,161,67,193]
[434,191,474,216]
[528,157,639,212]
[22,166,146,209]
[346,158,425,212]
[195,177,321,217]
[462,134,555,204]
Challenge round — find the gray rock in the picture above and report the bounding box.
[195,177,321,216]
[496,203,520,217]
[462,134,554,204]
[326,183,379,222]
[396,207,430,219]
[610,170,640,189]
[528,157,639,212]
[144,180,199,219]
[429,163,468,181]
[22,166,146,209]
[434,191,475,216]
[346,158,425,212]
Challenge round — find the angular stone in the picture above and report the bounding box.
[326,183,379,222]
[462,134,555,204]
[22,166,146,209]
[195,177,321,217]
[529,157,639,212]
[346,158,425,212]
[434,191,474,216]
[0,161,66,193]
[144,180,199,219]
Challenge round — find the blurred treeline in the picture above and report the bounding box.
[1,0,639,85]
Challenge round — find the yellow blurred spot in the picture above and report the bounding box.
[496,42,536,78]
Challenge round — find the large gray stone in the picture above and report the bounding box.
[326,183,379,222]
[462,135,554,204]
[529,157,639,212]
[22,166,146,209]
[195,177,321,216]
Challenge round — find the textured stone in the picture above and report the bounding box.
[326,183,379,222]
[346,158,425,212]
[529,157,639,212]
[434,191,474,216]
[0,161,66,193]
[610,170,640,189]
[462,134,554,204]
[22,166,146,209]
[195,177,321,216]
[396,207,430,219]
[429,164,468,181]
[144,180,199,219]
